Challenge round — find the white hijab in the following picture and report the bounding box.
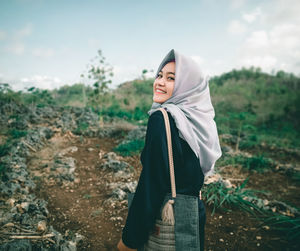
[148,49,222,176]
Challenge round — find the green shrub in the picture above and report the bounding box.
[83,194,92,199]
[23,88,56,106]
[221,154,275,172]
[240,154,275,172]
[114,139,144,156]
[202,179,264,215]
[133,107,147,121]
[101,102,132,120]
[0,141,11,157]
[239,133,259,149]
[0,162,7,180]
[123,98,129,106]
[290,172,300,184]
[262,214,300,241]
[7,129,28,139]
[73,122,89,135]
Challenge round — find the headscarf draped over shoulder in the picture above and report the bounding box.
[148,49,222,176]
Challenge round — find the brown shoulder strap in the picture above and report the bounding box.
[158,108,176,199]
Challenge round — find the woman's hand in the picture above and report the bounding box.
[117,239,137,251]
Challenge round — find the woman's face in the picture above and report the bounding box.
[153,61,175,104]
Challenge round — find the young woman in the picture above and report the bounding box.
[117,49,222,251]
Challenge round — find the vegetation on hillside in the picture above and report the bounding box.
[1,64,299,143]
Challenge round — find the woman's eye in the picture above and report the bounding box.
[156,74,174,80]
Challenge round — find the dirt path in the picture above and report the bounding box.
[27,133,299,250]
[28,132,140,250]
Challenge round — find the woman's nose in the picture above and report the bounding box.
[157,77,165,86]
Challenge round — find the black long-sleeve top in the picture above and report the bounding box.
[122,110,204,249]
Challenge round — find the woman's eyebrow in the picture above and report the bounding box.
[159,70,175,75]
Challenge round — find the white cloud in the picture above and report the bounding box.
[269,24,300,51]
[3,23,34,56]
[241,55,277,70]
[230,0,247,10]
[232,0,300,75]
[6,42,25,55]
[109,63,160,88]
[190,56,217,77]
[0,30,6,40]
[213,59,223,66]
[264,0,300,25]
[112,64,141,87]
[244,30,269,49]
[237,30,275,71]
[14,23,33,39]
[227,20,247,35]
[190,55,205,65]
[88,38,101,48]
[19,75,63,90]
[242,7,262,23]
[0,73,71,91]
[32,47,55,58]
[237,24,300,73]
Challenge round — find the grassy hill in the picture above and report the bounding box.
[1,67,299,149]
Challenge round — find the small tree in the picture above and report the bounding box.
[81,49,114,127]
[82,49,114,109]
[227,111,257,152]
[79,74,87,107]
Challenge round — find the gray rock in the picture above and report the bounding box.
[0,239,32,251]
[57,146,78,157]
[125,126,146,141]
[111,188,127,200]
[52,156,77,182]
[100,152,131,172]
[221,145,234,154]
[55,112,77,132]
[109,181,138,200]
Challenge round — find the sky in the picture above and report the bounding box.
[0,0,299,91]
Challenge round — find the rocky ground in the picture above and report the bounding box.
[0,104,299,250]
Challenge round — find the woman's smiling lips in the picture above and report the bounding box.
[155,88,167,94]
